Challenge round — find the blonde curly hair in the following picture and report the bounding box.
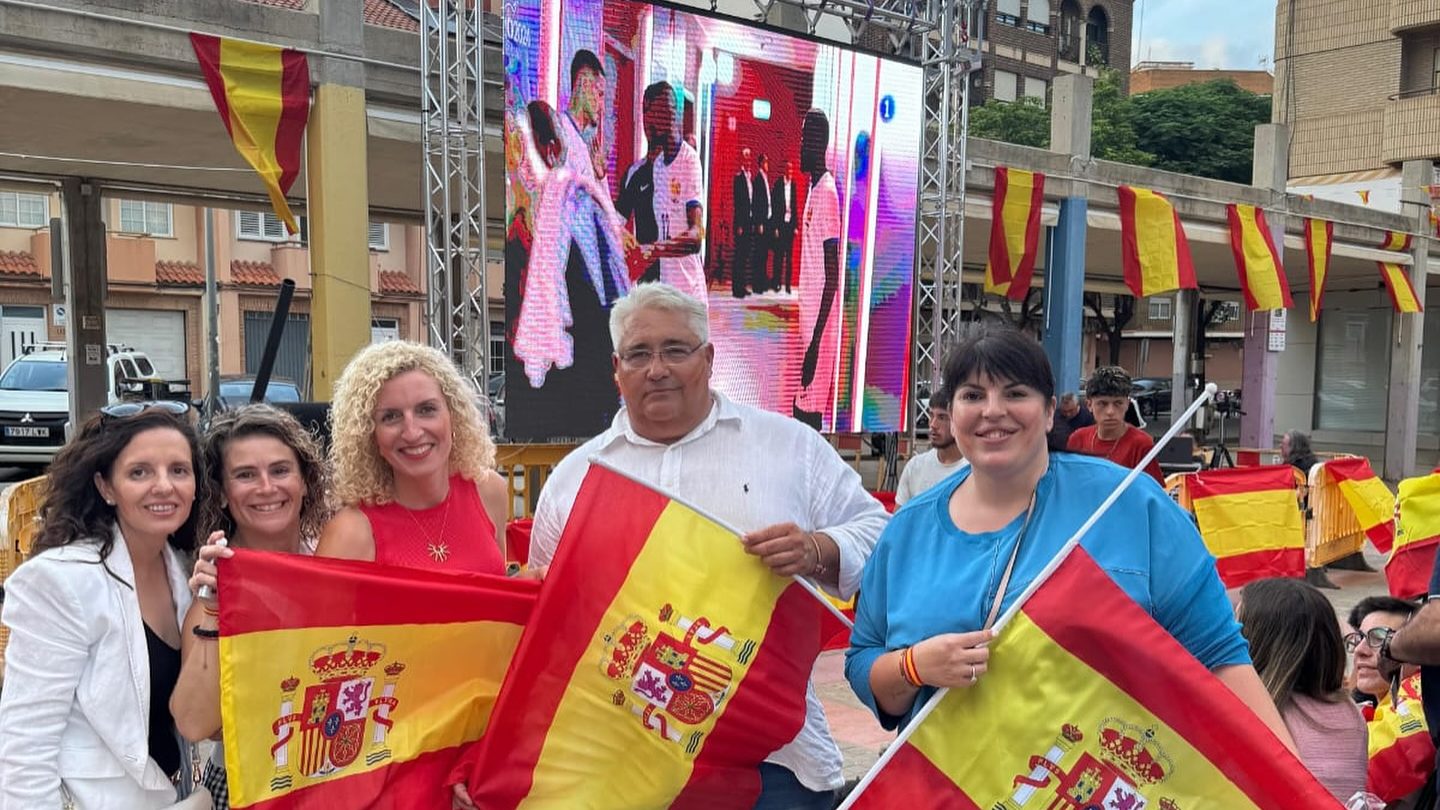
[329,340,495,506]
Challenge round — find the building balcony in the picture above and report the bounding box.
[1390,0,1440,32]
[1382,88,1440,164]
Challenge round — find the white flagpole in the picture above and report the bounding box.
[838,383,1218,808]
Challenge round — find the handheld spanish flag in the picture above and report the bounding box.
[1390,473,1440,599]
[458,462,823,807]
[1119,185,1196,299]
[1326,456,1396,553]
[985,167,1045,301]
[1227,203,1292,311]
[218,551,539,809]
[1189,465,1305,588]
[1304,218,1333,322]
[1367,672,1435,802]
[841,546,1341,809]
[191,33,310,234]
[1379,261,1424,313]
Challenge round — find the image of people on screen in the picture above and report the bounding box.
[794,110,842,430]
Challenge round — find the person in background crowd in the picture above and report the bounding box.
[641,81,707,303]
[846,327,1294,757]
[1238,577,1368,802]
[752,153,773,291]
[450,283,888,810]
[770,158,798,294]
[732,147,756,298]
[1282,429,1320,475]
[1348,597,1435,809]
[794,109,843,431]
[1351,597,1422,709]
[173,405,332,810]
[1067,366,1163,485]
[1046,391,1095,449]
[895,384,965,507]
[317,341,509,575]
[1379,551,1440,800]
[0,403,206,807]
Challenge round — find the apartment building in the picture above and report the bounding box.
[1129,61,1273,95]
[982,0,1134,105]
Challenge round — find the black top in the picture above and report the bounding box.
[143,623,182,779]
[615,160,660,283]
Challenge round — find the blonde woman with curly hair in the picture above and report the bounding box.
[316,340,508,574]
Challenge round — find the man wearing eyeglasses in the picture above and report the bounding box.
[525,282,888,809]
[1379,560,1440,807]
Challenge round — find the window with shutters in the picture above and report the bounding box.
[0,192,48,228]
[1313,302,1392,432]
[1023,76,1048,102]
[1147,298,1172,321]
[993,70,1018,102]
[236,210,294,242]
[490,321,506,376]
[368,222,389,250]
[117,200,173,237]
[996,0,1021,25]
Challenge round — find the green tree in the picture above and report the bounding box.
[968,94,1050,149]
[1129,80,1272,183]
[967,68,1154,166]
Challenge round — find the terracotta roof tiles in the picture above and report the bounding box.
[365,0,420,31]
[378,270,422,295]
[156,260,204,286]
[239,0,307,9]
[231,260,283,287]
[0,251,41,279]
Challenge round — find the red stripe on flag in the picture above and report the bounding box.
[847,742,982,810]
[1173,206,1197,290]
[1024,548,1337,805]
[239,743,462,809]
[459,465,672,808]
[1189,465,1298,497]
[1370,730,1436,802]
[1387,537,1440,599]
[1003,173,1046,302]
[220,550,539,634]
[1118,185,1144,298]
[189,33,234,139]
[986,168,1015,287]
[672,585,821,806]
[1214,547,1307,589]
[275,49,310,195]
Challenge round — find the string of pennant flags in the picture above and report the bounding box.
[984,167,1436,318]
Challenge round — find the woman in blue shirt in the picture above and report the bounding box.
[844,326,1294,749]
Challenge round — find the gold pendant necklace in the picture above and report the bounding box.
[403,489,453,563]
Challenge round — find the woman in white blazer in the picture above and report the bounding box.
[0,403,209,809]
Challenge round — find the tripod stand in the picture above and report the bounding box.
[1206,403,1244,469]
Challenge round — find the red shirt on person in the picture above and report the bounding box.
[1067,425,1165,485]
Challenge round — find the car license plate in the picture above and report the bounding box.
[4,426,48,438]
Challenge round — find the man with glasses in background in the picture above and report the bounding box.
[1350,596,1435,807]
[524,282,888,809]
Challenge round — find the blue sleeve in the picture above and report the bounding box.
[1145,490,1252,669]
[844,527,922,730]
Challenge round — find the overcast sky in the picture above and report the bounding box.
[1130,0,1278,71]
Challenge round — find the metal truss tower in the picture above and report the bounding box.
[421,1,490,391]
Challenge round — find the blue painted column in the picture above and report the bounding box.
[1042,197,1088,398]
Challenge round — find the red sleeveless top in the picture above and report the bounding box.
[360,474,504,574]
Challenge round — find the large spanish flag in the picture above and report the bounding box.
[1227,203,1292,311]
[1367,672,1435,802]
[841,546,1341,809]
[219,551,539,809]
[985,167,1045,301]
[1119,185,1196,298]
[459,463,823,807]
[1304,218,1333,321]
[1326,456,1396,553]
[1379,261,1424,313]
[1390,473,1440,599]
[191,33,309,234]
[1189,465,1305,588]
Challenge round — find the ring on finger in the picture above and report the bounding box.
[968,664,976,682]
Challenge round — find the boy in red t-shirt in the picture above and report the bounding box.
[1067,366,1165,485]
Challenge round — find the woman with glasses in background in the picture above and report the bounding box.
[1345,596,1434,809]
[316,341,509,575]
[171,404,332,810]
[0,401,210,808]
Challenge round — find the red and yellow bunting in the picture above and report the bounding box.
[219,551,539,809]
[1390,473,1440,599]
[1368,673,1435,802]
[1379,261,1424,313]
[1119,185,1196,299]
[1304,218,1333,322]
[190,33,310,234]
[1227,204,1292,311]
[1189,466,1305,588]
[1380,230,1414,252]
[458,464,823,808]
[984,167,1045,301]
[843,547,1341,808]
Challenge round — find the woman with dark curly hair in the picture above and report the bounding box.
[0,403,208,807]
[173,404,332,809]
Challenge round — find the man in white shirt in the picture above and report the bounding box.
[895,386,966,506]
[529,282,888,808]
[639,81,708,305]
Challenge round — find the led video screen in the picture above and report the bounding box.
[502,0,922,439]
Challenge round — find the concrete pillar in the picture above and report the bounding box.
[60,178,109,426]
[307,0,371,400]
[1041,74,1092,399]
[1384,159,1435,479]
[1170,290,1195,420]
[1239,124,1289,450]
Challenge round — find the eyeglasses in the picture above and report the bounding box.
[616,343,705,371]
[1344,626,1395,653]
[99,400,191,421]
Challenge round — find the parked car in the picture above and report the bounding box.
[1130,377,1173,419]
[486,372,506,437]
[214,375,303,408]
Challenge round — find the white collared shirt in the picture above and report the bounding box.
[531,392,888,791]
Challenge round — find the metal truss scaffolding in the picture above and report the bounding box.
[421,1,490,392]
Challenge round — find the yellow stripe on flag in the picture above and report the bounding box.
[987,169,1041,297]
[1191,488,1304,558]
[907,611,1258,806]
[1306,218,1331,322]
[220,619,523,807]
[1231,204,1289,311]
[1337,479,1396,539]
[1380,262,1423,313]
[219,40,287,195]
[516,500,790,807]
[1398,475,1440,551]
[1132,188,1182,296]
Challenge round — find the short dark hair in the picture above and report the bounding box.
[941,325,1056,404]
[1238,577,1346,709]
[642,80,674,110]
[569,49,604,87]
[930,382,952,413]
[1347,595,1419,631]
[1085,366,1132,399]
